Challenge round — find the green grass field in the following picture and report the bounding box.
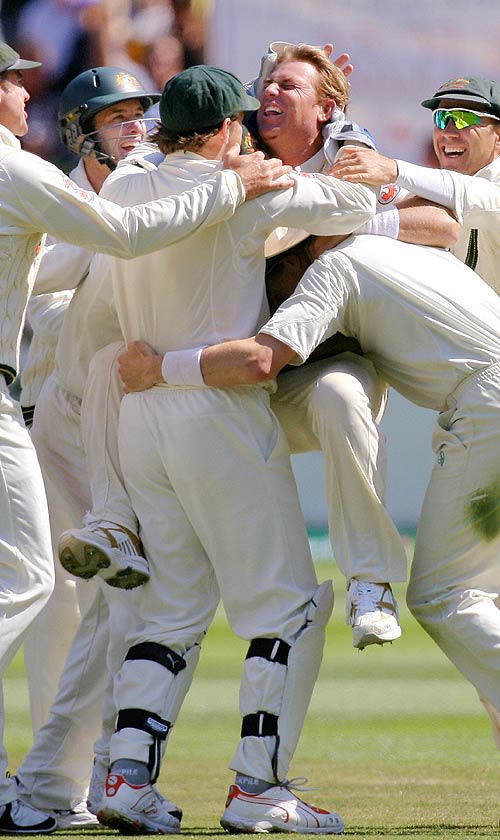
[4,552,499,840]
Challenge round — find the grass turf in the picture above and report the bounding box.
[4,554,499,839]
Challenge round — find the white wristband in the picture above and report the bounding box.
[355,206,400,239]
[161,347,207,387]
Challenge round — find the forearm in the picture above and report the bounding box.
[201,335,292,386]
[119,335,294,392]
[396,202,460,247]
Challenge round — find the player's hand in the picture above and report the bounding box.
[323,43,354,78]
[330,147,398,185]
[118,340,164,393]
[224,145,294,199]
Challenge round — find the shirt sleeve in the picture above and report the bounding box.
[0,150,245,259]
[256,173,377,238]
[395,159,500,229]
[260,248,351,363]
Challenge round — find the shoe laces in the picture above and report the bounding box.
[279,777,314,793]
[350,580,397,618]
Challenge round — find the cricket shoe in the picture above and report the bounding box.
[49,801,99,829]
[86,757,108,816]
[97,773,182,834]
[347,579,402,650]
[220,783,344,834]
[0,799,56,835]
[58,519,149,589]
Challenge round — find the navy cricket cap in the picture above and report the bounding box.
[159,65,261,132]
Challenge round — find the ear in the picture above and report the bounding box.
[318,98,336,124]
[494,125,500,151]
[221,116,233,142]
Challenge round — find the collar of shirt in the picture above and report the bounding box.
[0,123,21,150]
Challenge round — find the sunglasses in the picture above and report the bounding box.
[433,108,500,130]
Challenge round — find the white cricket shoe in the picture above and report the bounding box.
[220,783,344,834]
[97,773,182,834]
[58,519,149,589]
[346,579,402,650]
[0,799,56,835]
[50,801,99,829]
[86,757,107,816]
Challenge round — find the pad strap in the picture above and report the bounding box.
[124,642,187,675]
[245,638,290,666]
[241,711,278,738]
[117,708,170,783]
[241,711,281,781]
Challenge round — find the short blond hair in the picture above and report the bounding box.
[276,43,349,111]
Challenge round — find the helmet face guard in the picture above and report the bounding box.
[80,117,158,166]
[58,67,160,160]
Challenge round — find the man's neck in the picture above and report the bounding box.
[83,155,112,193]
[267,133,323,168]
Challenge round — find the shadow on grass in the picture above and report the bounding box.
[173,827,500,839]
[346,826,500,837]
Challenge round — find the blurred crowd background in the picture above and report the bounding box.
[0,0,209,168]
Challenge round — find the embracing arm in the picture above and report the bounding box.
[118,335,294,392]
[328,148,460,248]
[330,146,500,229]
[391,196,460,248]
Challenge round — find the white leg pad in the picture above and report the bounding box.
[275,579,334,779]
[230,580,334,782]
[110,641,201,767]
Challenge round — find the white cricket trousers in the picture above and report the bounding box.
[271,353,407,582]
[407,361,500,740]
[0,376,54,805]
[24,374,96,733]
[16,579,140,810]
[83,345,407,585]
[110,383,319,781]
[81,341,137,532]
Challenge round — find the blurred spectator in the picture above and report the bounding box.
[145,32,185,89]
[171,0,206,65]
[127,0,174,65]
[0,0,207,164]
[11,0,107,162]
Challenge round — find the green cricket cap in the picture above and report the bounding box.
[0,42,41,73]
[159,65,261,132]
[421,76,500,119]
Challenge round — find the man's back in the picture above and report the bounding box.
[264,235,500,410]
[102,150,375,353]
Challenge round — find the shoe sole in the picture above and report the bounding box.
[220,817,344,834]
[54,817,99,829]
[353,627,402,650]
[98,806,180,834]
[59,537,149,590]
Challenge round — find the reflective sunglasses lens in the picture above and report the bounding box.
[433,109,483,130]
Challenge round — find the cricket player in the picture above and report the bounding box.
[17,67,161,831]
[325,74,500,744]
[94,64,376,834]
[0,38,291,834]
